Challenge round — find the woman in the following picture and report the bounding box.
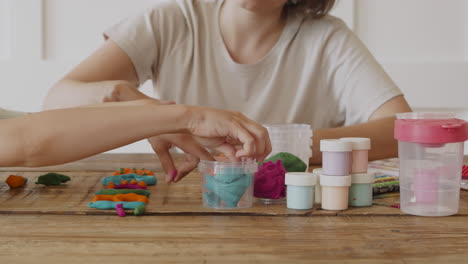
[0,100,271,183]
[44,0,411,181]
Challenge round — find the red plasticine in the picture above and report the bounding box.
[254,160,287,199]
[106,180,147,190]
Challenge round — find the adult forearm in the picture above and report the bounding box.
[43,79,149,110]
[0,102,189,167]
[310,117,397,164]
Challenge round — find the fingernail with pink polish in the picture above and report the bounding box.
[172,170,178,182]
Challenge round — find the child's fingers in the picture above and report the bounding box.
[229,124,256,158]
[149,140,177,183]
[215,143,240,162]
[241,121,271,161]
[173,135,215,162]
[173,153,199,183]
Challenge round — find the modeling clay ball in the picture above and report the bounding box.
[254,160,287,199]
[6,175,28,188]
[134,204,146,216]
[35,173,71,186]
[262,152,307,172]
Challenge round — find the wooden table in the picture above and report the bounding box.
[0,154,467,263]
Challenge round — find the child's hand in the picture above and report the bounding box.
[149,106,271,183]
[186,106,272,161]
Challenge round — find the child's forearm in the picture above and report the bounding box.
[310,117,397,164]
[43,79,149,110]
[0,102,189,167]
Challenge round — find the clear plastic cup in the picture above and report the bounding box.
[395,112,468,216]
[264,124,313,169]
[199,159,257,209]
[256,124,312,204]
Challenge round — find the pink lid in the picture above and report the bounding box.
[394,113,468,144]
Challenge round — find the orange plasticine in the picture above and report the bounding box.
[6,175,27,188]
[106,182,115,189]
[121,180,128,185]
[92,193,149,203]
[113,168,155,176]
[130,179,137,184]
[138,181,147,187]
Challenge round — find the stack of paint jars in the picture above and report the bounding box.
[340,138,373,207]
[319,138,373,210]
[319,140,353,210]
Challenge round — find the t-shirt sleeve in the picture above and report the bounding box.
[321,17,403,126]
[103,1,187,86]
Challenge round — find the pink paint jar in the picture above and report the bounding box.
[320,174,351,210]
[340,138,371,173]
[320,140,352,176]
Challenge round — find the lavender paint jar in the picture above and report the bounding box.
[320,140,353,176]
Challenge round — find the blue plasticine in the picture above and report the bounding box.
[87,201,146,210]
[101,173,157,186]
[204,170,253,208]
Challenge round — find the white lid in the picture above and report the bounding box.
[320,139,352,152]
[285,172,317,186]
[340,138,371,150]
[351,173,374,184]
[312,168,322,174]
[320,175,352,187]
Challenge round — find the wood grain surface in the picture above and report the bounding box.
[0,154,467,263]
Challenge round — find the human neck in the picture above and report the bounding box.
[219,1,286,64]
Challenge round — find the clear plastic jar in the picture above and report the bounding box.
[199,159,257,209]
[395,112,468,216]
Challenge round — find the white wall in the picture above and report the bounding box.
[1,0,467,153]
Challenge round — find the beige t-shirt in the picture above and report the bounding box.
[0,108,27,120]
[105,0,402,128]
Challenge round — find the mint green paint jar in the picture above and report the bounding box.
[349,173,375,207]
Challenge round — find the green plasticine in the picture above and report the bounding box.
[87,201,145,210]
[204,171,253,208]
[95,189,151,197]
[101,173,157,186]
[134,204,146,216]
[262,152,307,172]
[35,173,71,186]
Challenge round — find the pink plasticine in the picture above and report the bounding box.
[116,203,126,217]
[113,183,147,190]
[254,160,287,199]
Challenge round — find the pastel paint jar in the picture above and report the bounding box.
[349,173,375,207]
[320,140,352,176]
[285,172,317,210]
[320,175,351,210]
[340,138,371,173]
[312,168,322,204]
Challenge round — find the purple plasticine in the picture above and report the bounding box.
[254,160,287,199]
[113,183,147,190]
[116,203,126,217]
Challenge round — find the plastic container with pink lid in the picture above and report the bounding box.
[395,112,468,216]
